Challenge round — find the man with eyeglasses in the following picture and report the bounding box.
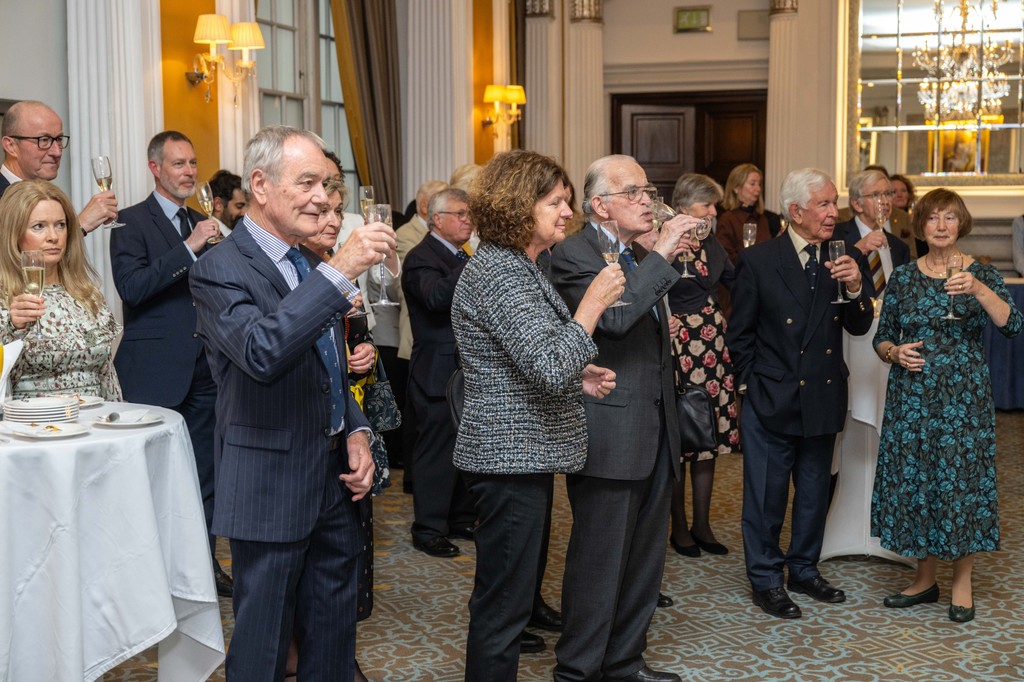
[0,100,118,232]
[834,170,910,298]
[401,188,477,561]
[550,154,699,682]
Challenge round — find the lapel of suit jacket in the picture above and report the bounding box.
[776,236,814,314]
[421,231,464,272]
[233,223,291,299]
[146,193,191,252]
[804,246,835,347]
[632,243,665,324]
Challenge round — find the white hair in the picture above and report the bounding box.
[779,168,833,220]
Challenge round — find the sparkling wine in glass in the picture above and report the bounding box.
[944,252,963,320]
[90,155,125,228]
[198,182,223,244]
[828,240,849,304]
[597,220,629,307]
[20,250,48,340]
[742,221,757,248]
[367,203,399,308]
[874,195,890,249]
[358,186,375,221]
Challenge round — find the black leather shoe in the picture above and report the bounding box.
[447,525,475,541]
[948,604,975,623]
[691,530,728,555]
[529,600,562,631]
[752,587,802,619]
[788,576,846,604]
[413,536,460,558]
[214,562,233,598]
[607,664,682,682]
[657,592,674,608]
[669,536,700,558]
[520,631,545,654]
[883,583,939,608]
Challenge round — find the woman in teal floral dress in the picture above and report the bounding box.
[871,188,1021,624]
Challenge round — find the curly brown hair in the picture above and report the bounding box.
[912,188,973,241]
[469,150,570,250]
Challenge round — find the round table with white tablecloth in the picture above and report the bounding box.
[0,403,225,681]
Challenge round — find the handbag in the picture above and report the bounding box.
[672,354,718,453]
[362,359,402,432]
[446,367,465,429]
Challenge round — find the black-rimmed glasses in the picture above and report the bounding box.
[602,185,657,203]
[7,135,70,150]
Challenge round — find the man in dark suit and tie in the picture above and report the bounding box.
[834,170,911,299]
[550,154,695,682]
[189,125,394,680]
[726,168,874,620]
[110,131,232,594]
[402,187,477,558]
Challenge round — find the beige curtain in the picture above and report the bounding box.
[331,0,403,205]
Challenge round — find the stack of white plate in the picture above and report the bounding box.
[3,396,80,424]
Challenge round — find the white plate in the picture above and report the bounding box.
[94,413,164,428]
[4,422,91,439]
[52,394,104,408]
[4,396,77,409]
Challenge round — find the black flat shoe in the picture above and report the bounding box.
[669,536,700,558]
[948,604,975,623]
[607,665,682,682]
[657,592,674,608]
[214,562,233,598]
[520,631,545,654]
[883,583,939,608]
[752,587,802,619]
[787,576,846,604]
[529,600,563,631]
[691,531,728,555]
[412,536,460,558]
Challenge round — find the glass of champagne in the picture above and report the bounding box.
[90,155,125,228]
[20,250,48,341]
[874,195,890,249]
[358,186,375,220]
[742,221,757,249]
[197,182,223,245]
[944,252,963,320]
[828,240,849,304]
[597,220,629,307]
[367,203,399,308]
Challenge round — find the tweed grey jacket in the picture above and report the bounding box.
[451,242,597,474]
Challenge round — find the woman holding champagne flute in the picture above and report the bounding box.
[871,188,1021,623]
[0,180,122,399]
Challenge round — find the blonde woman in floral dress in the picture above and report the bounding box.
[0,180,121,400]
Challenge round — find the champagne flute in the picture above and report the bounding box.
[597,220,629,307]
[20,250,48,341]
[358,186,375,220]
[90,155,125,228]
[198,182,223,245]
[742,221,757,248]
[944,252,963,320]
[367,203,399,308]
[828,240,849,304]
[874,195,890,250]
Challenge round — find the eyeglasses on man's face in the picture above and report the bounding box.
[602,185,657,203]
[7,134,70,151]
[863,190,895,201]
[438,209,470,221]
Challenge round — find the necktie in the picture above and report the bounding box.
[284,248,346,432]
[868,249,886,295]
[620,247,637,271]
[455,248,469,262]
[804,244,819,291]
[176,208,192,240]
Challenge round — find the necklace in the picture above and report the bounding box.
[923,252,960,277]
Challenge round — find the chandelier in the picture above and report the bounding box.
[913,0,1014,121]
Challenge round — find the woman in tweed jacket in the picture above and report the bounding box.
[452,150,624,681]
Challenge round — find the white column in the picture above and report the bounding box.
[764,2,799,214]
[216,0,261,173]
[562,1,604,190]
[67,0,164,314]
[402,0,474,196]
[491,0,512,153]
[525,8,562,159]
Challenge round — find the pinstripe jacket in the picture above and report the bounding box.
[451,243,597,474]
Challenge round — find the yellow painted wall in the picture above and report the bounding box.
[160,0,220,212]
[472,0,494,165]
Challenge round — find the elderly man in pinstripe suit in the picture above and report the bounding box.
[189,125,395,681]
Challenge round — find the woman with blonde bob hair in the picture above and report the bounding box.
[0,180,121,399]
[716,162,773,264]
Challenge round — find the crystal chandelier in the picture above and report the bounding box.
[913,0,1014,121]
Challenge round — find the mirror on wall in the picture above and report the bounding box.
[853,0,1024,181]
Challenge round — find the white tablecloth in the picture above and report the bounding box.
[0,403,225,681]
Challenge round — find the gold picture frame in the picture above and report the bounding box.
[674,6,711,33]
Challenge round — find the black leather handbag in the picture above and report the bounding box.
[446,367,465,429]
[673,355,718,453]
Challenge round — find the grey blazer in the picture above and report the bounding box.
[550,224,682,481]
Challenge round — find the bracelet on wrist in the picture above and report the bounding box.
[884,345,896,363]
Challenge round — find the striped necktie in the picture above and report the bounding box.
[868,249,885,295]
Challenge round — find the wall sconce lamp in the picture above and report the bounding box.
[482,84,527,133]
[185,14,265,104]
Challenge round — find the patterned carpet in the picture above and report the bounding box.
[107,411,1024,681]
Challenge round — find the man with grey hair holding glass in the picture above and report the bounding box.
[726,167,873,620]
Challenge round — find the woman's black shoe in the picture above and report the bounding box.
[669,536,700,558]
[883,583,939,608]
[691,531,728,555]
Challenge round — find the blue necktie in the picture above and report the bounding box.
[455,249,469,262]
[176,208,192,240]
[284,248,345,432]
[804,244,818,291]
[620,246,637,271]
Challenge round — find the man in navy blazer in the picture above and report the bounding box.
[833,170,911,297]
[401,187,477,558]
[110,131,229,591]
[726,168,874,620]
[189,126,394,680]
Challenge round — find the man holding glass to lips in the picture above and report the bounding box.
[550,154,699,682]
[726,168,873,620]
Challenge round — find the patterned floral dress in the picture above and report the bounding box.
[668,240,741,461]
[871,262,1022,560]
[1,285,122,400]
